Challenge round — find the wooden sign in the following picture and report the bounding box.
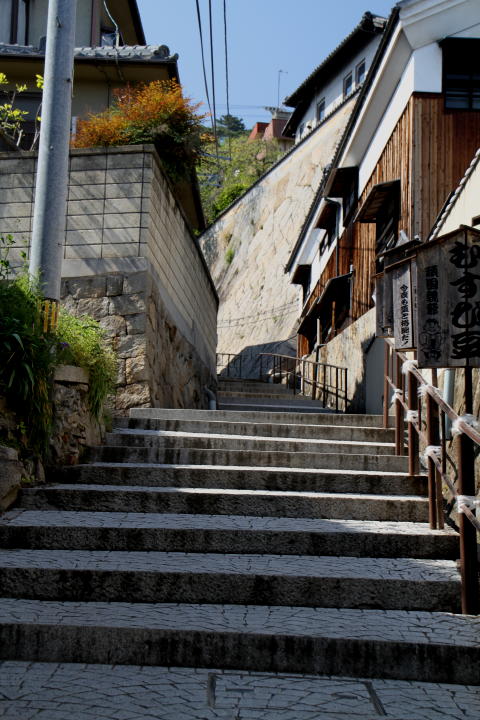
[386,258,417,350]
[416,226,480,368]
[375,272,394,338]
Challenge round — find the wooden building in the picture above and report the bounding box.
[287,0,480,358]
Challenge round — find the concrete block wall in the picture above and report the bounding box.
[0,147,218,414]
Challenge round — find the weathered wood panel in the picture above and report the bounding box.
[412,94,480,239]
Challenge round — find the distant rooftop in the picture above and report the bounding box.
[0,43,178,63]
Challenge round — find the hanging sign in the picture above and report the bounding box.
[391,260,416,350]
[416,226,480,368]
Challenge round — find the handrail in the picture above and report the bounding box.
[384,338,479,615]
[258,352,348,412]
[258,352,347,372]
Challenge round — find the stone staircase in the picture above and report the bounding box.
[1,398,480,717]
[217,377,338,412]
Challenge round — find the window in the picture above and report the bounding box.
[356,59,366,85]
[343,72,353,98]
[316,98,325,124]
[443,39,480,110]
[298,123,305,139]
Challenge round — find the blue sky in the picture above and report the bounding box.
[137,0,396,128]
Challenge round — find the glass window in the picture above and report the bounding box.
[343,73,353,98]
[443,39,480,110]
[316,98,325,123]
[356,59,366,85]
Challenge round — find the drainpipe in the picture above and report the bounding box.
[204,386,217,410]
[444,369,455,439]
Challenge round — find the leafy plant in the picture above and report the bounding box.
[0,237,116,462]
[198,134,285,224]
[0,248,56,457]
[72,80,210,181]
[56,311,117,420]
[225,247,235,265]
[0,72,43,149]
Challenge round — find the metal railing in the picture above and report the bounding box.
[216,352,244,378]
[384,338,479,615]
[259,353,348,412]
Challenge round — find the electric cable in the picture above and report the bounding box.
[208,0,220,171]
[195,0,214,127]
[223,0,232,158]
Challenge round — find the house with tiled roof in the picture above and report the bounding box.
[286,0,480,411]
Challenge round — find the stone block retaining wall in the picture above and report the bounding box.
[0,146,218,414]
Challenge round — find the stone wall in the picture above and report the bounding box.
[0,365,104,509]
[61,258,214,413]
[0,146,218,412]
[305,309,384,414]
[200,98,356,369]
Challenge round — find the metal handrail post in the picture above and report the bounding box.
[383,341,390,429]
[407,370,419,476]
[426,393,439,529]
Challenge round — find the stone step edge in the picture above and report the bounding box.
[62,462,415,477]
[0,600,478,684]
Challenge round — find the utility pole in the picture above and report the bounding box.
[277,69,287,110]
[29,0,77,329]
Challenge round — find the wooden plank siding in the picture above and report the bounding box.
[298,93,480,354]
[412,94,480,238]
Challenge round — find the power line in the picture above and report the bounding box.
[208,0,220,169]
[223,0,232,157]
[195,0,213,129]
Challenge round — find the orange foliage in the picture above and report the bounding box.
[72,81,209,177]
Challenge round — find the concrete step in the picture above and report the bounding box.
[55,463,425,496]
[15,486,429,522]
[0,550,461,611]
[218,401,337,413]
[119,417,396,443]
[1,599,478,683]
[86,446,408,472]
[0,509,458,558]
[218,381,295,395]
[218,390,306,400]
[104,429,396,456]
[129,408,385,427]
[4,661,480,720]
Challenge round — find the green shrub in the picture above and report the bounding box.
[0,251,56,456]
[0,237,117,459]
[56,310,117,420]
[225,246,235,265]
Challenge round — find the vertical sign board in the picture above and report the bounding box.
[386,258,417,350]
[416,226,480,368]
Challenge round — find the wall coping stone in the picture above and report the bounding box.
[62,257,148,278]
[54,365,89,384]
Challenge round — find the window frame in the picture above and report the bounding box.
[355,59,366,86]
[343,72,353,99]
[316,98,326,124]
[442,38,480,111]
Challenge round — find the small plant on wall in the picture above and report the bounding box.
[72,80,210,181]
[0,236,116,462]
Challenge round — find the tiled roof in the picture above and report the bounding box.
[284,12,387,108]
[0,43,177,62]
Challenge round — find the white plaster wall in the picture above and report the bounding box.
[295,37,382,142]
[436,162,480,236]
